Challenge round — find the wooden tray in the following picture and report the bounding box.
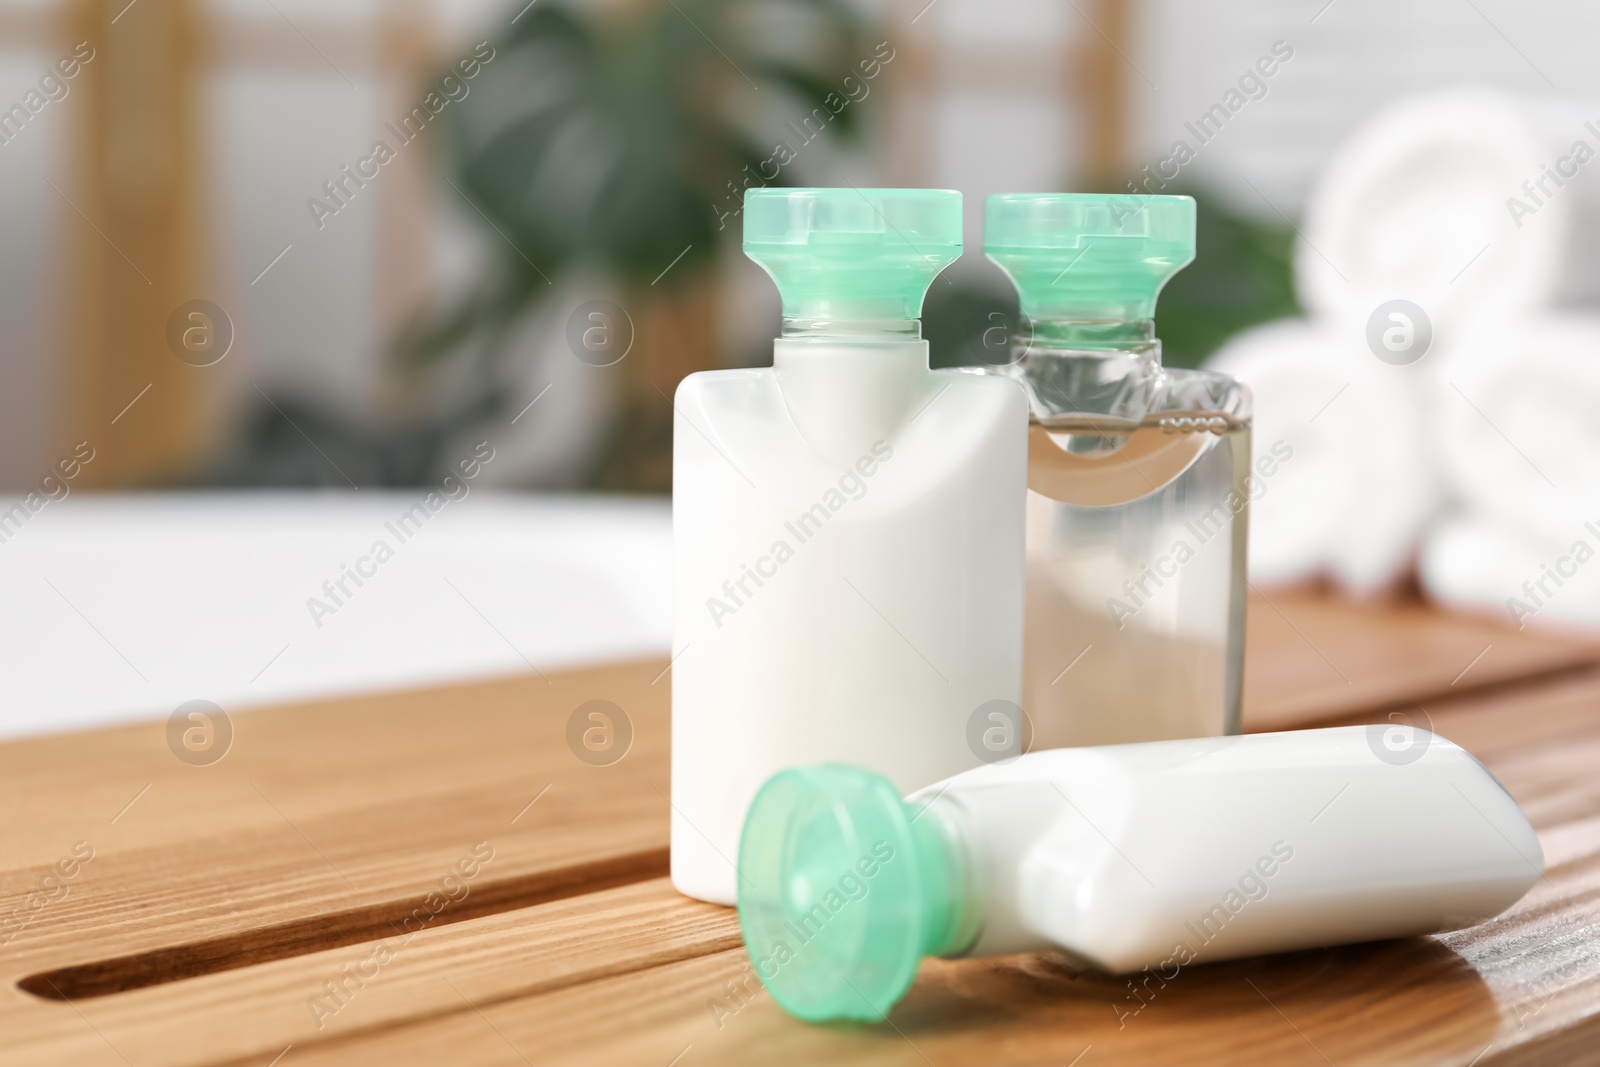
[2,592,1598,1066]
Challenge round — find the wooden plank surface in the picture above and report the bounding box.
[1,594,1597,1065]
[7,879,737,1067]
[261,669,1600,1067]
[1241,588,1600,731]
[0,658,681,1065]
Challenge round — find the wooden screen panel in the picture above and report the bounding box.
[59,0,219,486]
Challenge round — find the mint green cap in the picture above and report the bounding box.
[985,193,1195,321]
[743,188,962,321]
[736,765,966,1023]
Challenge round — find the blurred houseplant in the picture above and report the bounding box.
[397,0,870,492]
[1153,188,1298,369]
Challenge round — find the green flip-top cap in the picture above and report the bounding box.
[743,188,962,321]
[985,193,1196,321]
[736,765,969,1023]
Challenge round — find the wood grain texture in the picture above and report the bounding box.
[236,670,1600,1067]
[3,879,737,1067]
[1,596,1597,1065]
[0,659,674,1026]
[1241,589,1600,732]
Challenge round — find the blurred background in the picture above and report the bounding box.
[3,0,1598,735]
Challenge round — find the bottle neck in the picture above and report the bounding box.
[782,318,922,342]
[910,795,985,959]
[1003,317,1163,424]
[1021,317,1159,363]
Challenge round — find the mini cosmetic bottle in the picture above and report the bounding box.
[671,188,1029,905]
[985,194,1253,747]
[738,726,1541,1021]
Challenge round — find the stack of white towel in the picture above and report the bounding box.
[1208,86,1600,632]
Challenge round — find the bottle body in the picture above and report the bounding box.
[995,343,1252,746]
[911,726,1542,972]
[672,337,1027,904]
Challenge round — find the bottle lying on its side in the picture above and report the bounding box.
[736,725,1542,1022]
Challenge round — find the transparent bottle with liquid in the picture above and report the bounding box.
[983,194,1252,746]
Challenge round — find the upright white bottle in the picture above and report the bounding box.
[671,189,1028,905]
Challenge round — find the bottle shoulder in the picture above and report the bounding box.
[1162,366,1253,419]
[674,365,1025,412]
[984,356,1251,423]
[674,366,767,401]
[933,366,1033,402]
[673,363,1026,497]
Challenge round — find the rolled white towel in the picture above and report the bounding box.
[1207,318,1437,595]
[1421,512,1600,633]
[1430,314,1600,544]
[1298,87,1600,337]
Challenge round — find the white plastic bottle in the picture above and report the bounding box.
[737,725,1543,1021]
[671,189,1028,905]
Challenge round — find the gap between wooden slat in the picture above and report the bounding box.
[17,847,668,1001]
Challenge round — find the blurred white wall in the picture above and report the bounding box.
[1136,0,1600,218]
[909,0,1078,277]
